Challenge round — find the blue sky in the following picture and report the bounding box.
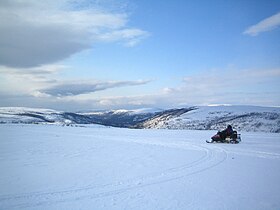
[0,0,279,110]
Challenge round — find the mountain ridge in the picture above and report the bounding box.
[0,105,279,132]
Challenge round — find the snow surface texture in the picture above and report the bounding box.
[1,124,280,210]
[140,106,280,132]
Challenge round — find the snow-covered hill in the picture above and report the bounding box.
[0,105,279,132]
[0,107,159,127]
[137,105,280,133]
[0,107,64,124]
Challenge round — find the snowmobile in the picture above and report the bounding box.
[206,131,241,144]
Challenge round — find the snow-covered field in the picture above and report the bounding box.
[1,124,280,210]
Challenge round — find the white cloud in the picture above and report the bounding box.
[0,64,67,77]
[40,80,151,96]
[0,64,151,103]
[1,64,279,110]
[0,0,148,68]
[83,68,280,109]
[244,12,280,36]
[0,64,66,97]
[173,68,280,106]
[61,94,160,109]
[97,28,150,47]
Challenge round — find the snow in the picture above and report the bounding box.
[80,108,161,116]
[0,107,58,114]
[126,108,163,114]
[186,105,280,120]
[147,105,280,132]
[0,124,280,209]
[0,107,63,124]
[1,106,279,133]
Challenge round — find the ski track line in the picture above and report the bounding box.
[216,143,280,160]
[0,141,228,209]
[229,149,280,159]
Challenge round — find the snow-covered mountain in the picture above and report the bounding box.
[138,105,280,133]
[0,107,160,127]
[0,107,63,124]
[0,105,279,132]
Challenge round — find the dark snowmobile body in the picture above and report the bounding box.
[206,131,241,144]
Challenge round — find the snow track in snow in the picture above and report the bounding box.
[1,124,280,210]
[0,138,228,209]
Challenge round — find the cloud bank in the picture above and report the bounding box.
[40,80,151,97]
[1,67,279,110]
[244,12,280,36]
[0,0,148,68]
